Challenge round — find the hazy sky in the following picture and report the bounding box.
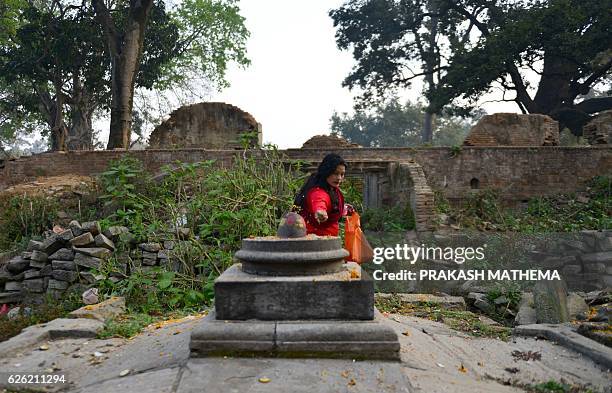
[209,0,358,148]
[208,0,517,149]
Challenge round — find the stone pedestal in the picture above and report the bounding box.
[215,264,374,320]
[190,236,400,360]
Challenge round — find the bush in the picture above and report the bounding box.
[0,193,58,251]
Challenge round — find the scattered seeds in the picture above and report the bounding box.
[258,377,271,383]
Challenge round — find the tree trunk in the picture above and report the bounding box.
[422,111,434,143]
[68,105,94,150]
[37,85,68,152]
[532,54,577,115]
[94,0,154,150]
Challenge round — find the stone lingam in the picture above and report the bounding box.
[189,212,400,360]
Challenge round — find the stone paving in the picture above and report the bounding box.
[1,312,610,393]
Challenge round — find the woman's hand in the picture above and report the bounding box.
[315,210,328,223]
[344,203,355,216]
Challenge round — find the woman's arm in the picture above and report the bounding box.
[308,188,331,223]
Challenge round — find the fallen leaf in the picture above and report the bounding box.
[436,363,445,368]
[119,369,130,377]
[348,378,356,386]
[401,330,410,336]
[340,370,350,378]
[39,344,49,351]
[258,377,271,383]
[458,363,467,373]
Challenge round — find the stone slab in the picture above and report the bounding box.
[177,358,409,393]
[514,323,612,369]
[69,296,126,321]
[190,310,399,360]
[214,264,374,320]
[0,318,103,357]
[375,293,466,311]
[78,367,180,393]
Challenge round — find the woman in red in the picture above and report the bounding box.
[294,154,353,236]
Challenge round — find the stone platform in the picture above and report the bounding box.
[214,264,374,320]
[190,310,400,360]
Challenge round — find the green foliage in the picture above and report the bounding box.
[97,312,156,339]
[341,177,364,213]
[331,98,473,147]
[444,176,611,232]
[361,205,415,232]
[0,293,82,342]
[374,295,510,340]
[0,193,58,251]
[94,149,303,314]
[331,0,612,135]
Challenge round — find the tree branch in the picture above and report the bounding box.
[92,0,120,57]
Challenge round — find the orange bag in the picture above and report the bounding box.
[344,212,374,264]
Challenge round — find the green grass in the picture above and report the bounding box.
[96,312,157,339]
[375,295,511,340]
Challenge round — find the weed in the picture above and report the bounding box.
[96,312,156,339]
[0,194,58,251]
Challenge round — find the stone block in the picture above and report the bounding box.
[70,232,95,247]
[158,250,169,259]
[562,264,582,276]
[567,292,589,319]
[74,253,102,269]
[214,264,374,321]
[69,296,126,321]
[41,233,64,255]
[23,278,45,293]
[514,293,537,326]
[69,220,84,236]
[140,242,162,252]
[49,248,75,261]
[142,251,158,259]
[5,281,23,291]
[47,279,69,290]
[7,256,30,273]
[23,269,41,279]
[29,260,47,269]
[0,265,21,283]
[190,310,399,360]
[21,251,32,259]
[52,269,78,282]
[597,235,612,252]
[533,280,569,323]
[58,229,74,242]
[80,271,102,285]
[584,263,607,273]
[0,291,24,304]
[40,264,53,276]
[275,319,400,358]
[142,258,157,266]
[81,221,101,236]
[94,233,115,251]
[74,247,111,259]
[52,260,77,271]
[163,240,175,250]
[102,225,129,241]
[582,251,612,264]
[26,239,43,252]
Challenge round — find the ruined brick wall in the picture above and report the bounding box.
[583,110,612,145]
[147,102,262,149]
[463,113,559,146]
[1,147,610,207]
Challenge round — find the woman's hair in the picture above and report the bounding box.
[294,153,347,213]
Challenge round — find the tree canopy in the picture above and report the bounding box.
[330,98,476,147]
[0,0,250,151]
[330,0,612,136]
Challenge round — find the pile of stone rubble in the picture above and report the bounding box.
[0,220,190,305]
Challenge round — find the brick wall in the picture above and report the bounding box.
[1,147,610,206]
